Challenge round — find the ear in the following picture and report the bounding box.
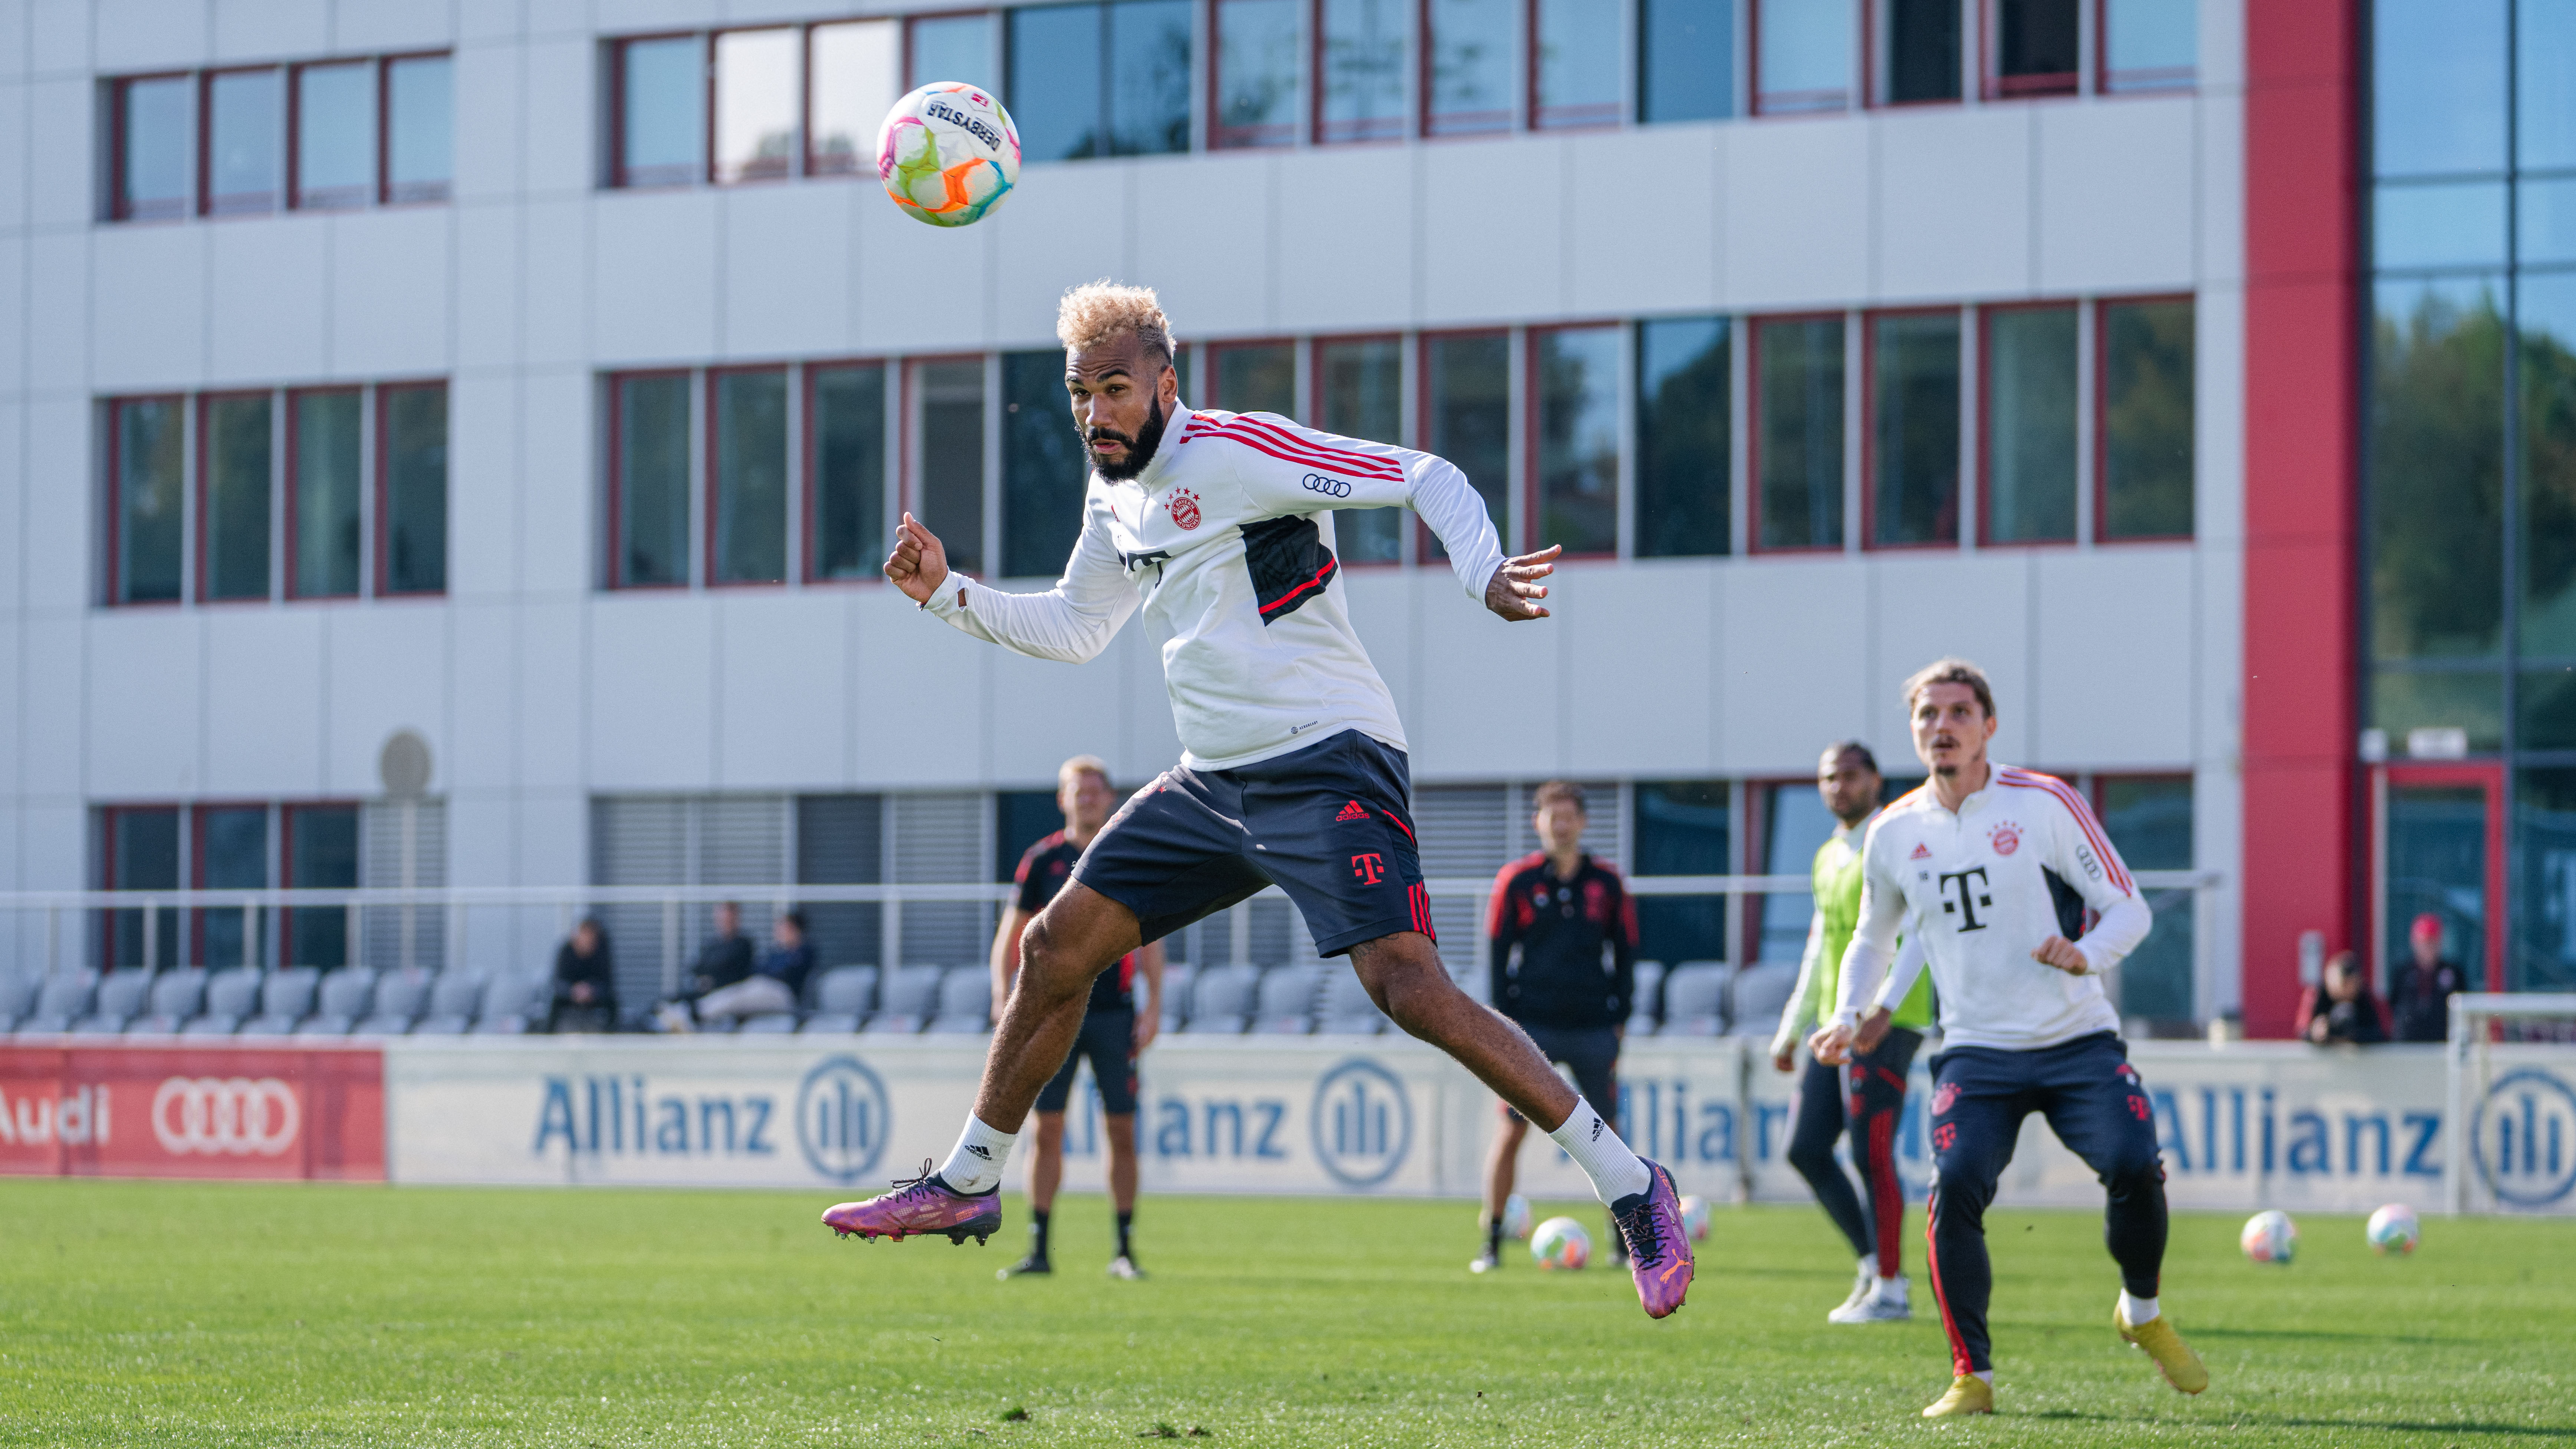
[1160,361,1181,406]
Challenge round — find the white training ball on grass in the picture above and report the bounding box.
[2240,1209,2298,1264]
[1679,1195,1712,1242]
[2366,1203,2420,1256]
[1531,1216,1591,1270]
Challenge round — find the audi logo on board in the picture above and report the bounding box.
[151,1076,300,1157]
[1301,473,1353,498]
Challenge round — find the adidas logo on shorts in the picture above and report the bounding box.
[1335,801,1370,822]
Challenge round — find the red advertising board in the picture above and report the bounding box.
[0,1044,385,1181]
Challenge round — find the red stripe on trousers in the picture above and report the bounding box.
[1925,1188,1974,1377]
[1870,1107,1903,1272]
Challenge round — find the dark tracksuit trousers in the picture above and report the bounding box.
[1785,1027,1920,1273]
[1926,1030,2169,1376]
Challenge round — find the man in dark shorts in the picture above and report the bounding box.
[996,755,1164,1280]
[823,282,1692,1321]
[1476,781,1636,1272]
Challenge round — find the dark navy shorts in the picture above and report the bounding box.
[1070,729,1433,958]
[1035,1008,1138,1116]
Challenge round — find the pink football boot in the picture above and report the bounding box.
[822,1160,1004,1246]
[1613,1159,1695,1319]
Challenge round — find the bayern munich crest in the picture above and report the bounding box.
[1989,822,2021,856]
[1167,488,1201,530]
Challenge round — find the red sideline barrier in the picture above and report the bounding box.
[0,1043,385,1181]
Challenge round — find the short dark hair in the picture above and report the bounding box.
[1822,739,1879,774]
[1532,780,1587,814]
[1903,657,1997,719]
[781,908,808,932]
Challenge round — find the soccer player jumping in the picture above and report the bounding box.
[1809,658,2205,1416]
[822,282,1693,1320]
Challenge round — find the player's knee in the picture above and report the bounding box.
[1785,1129,1837,1179]
[1018,916,1107,1002]
[1931,1159,1994,1212]
[1031,1112,1068,1150]
[1351,938,1454,1027]
[2100,1153,2164,1197]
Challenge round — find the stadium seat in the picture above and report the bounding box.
[927,967,993,1034]
[473,973,551,1034]
[737,1011,799,1034]
[1727,961,1799,1036]
[18,970,97,1035]
[1252,964,1321,1034]
[0,970,36,1032]
[410,971,487,1036]
[1182,963,1258,1034]
[1657,962,1730,1036]
[354,968,434,1035]
[1626,960,1666,1035]
[120,968,207,1035]
[242,967,321,1035]
[1157,964,1195,1035]
[862,964,944,1035]
[181,967,264,1036]
[296,967,377,1036]
[799,966,879,1034]
[1315,965,1387,1035]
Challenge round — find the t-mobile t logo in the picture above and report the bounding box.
[1936,867,1994,932]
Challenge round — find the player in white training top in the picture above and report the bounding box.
[1809,658,2206,1417]
[819,282,1694,1320]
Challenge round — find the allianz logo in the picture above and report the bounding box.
[2473,1068,2576,1207]
[533,1074,781,1158]
[2149,1086,2444,1179]
[1312,1058,1412,1187]
[0,1084,110,1146]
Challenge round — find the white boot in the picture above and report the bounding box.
[1827,1258,1874,1321]
[1831,1274,1912,1323]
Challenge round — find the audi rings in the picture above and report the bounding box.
[1300,473,1353,498]
[151,1076,299,1156]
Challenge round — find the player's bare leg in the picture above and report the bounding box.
[824,884,1136,1245]
[1001,1112,1070,1276]
[1104,1111,1144,1278]
[1350,932,1693,1317]
[1475,1112,1528,1271]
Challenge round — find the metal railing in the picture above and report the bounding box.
[0,870,2221,1004]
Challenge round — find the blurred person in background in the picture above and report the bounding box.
[996,756,1164,1281]
[1772,741,1933,1324]
[551,917,617,1032]
[2389,914,2466,1043]
[1475,781,1637,1274]
[656,901,756,1032]
[2297,951,2387,1045]
[689,910,817,1027]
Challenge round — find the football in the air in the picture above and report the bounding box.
[1679,1194,1712,1242]
[2241,1209,2298,1264]
[1530,1216,1591,1270]
[1501,1193,1532,1240]
[877,83,1020,228]
[2366,1203,2420,1256]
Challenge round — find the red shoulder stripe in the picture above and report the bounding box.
[1195,419,1408,481]
[1997,769,2134,893]
[1216,414,1409,480]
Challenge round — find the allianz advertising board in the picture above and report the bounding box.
[375,1037,2576,1215]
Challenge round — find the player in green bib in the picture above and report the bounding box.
[1771,741,1935,1323]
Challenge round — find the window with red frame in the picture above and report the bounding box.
[380,384,449,595]
[710,368,792,584]
[809,21,901,174]
[2093,773,2195,1022]
[1866,309,1960,548]
[193,804,270,970]
[1986,0,2077,98]
[1981,303,2078,544]
[912,359,988,576]
[109,56,450,221]
[1532,0,1623,129]
[293,60,375,209]
[715,29,799,183]
[284,804,361,969]
[1317,336,1406,564]
[616,35,707,186]
[2099,296,2194,540]
[200,392,274,601]
[113,74,194,219]
[110,396,186,604]
[1755,0,1855,114]
[611,372,693,587]
[1209,341,1298,415]
[811,364,891,581]
[1531,325,1621,555]
[907,12,1000,94]
[385,54,456,202]
[205,66,284,214]
[1425,0,1516,134]
[290,389,365,598]
[2099,0,2193,93]
[101,806,181,971]
[1752,315,1844,550]
[1423,333,1512,558]
[1317,0,1409,141]
[1214,0,1304,147]
[1882,0,1962,103]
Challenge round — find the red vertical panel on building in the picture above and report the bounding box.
[2242,0,2359,1038]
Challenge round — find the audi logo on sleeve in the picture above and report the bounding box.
[1301,473,1353,498]
[151,1076,300,1157]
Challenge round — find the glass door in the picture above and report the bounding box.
[2373,763,2506,994]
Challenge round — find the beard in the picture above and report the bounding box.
[1087,393,1169,481]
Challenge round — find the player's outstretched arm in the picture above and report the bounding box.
[884,512,949,604]
[1484,545,1561,622]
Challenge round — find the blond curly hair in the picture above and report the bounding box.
[1056,280,1175,370]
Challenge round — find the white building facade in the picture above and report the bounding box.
[0,0,2245,1027]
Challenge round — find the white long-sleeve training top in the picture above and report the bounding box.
[922,403,1507,770]
[1830,764,2152,1052]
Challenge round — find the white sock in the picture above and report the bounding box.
[1545,1098,1652,1203]
[1857,1253,1879,1278]
[1879,1275,1905,1294]
[2120,1290,2159,1324]
[1972,1370,1994,1385]
[938,1115,1017,1195]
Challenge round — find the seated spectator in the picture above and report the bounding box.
[656,902,756,1032]
[2389,913,2467,1043]
[2296,951,2386,1045]
[686,911,816,1027]
[551,917,618,1032]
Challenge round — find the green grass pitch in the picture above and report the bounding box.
[3,1180,2571,1447]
